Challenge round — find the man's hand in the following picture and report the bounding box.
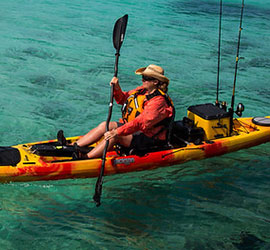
[104,129,118,141]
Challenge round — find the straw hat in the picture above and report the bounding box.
[135,64,169,84]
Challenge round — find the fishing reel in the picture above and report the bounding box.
[215,101,228,111]
[235,103,245,117]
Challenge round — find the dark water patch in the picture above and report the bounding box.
[147,38,164,46]
[29,75,56,86]
[167,19,188,31]
[82,67,103,76]
[256,88,270,101]
[32,101,73,121]
[85,27,108,40]
[22,47,57,60]
[5,46,58,61]
[224,2,270,21]
[221,39,251,57]
[244,4,270,22]
[208,45,253,75]
[27,75,71,93]
[241,82,270,94]
[81,67,110,81]
[248,58,270,69]
[168,0,219,17]
[81,59,112,78]
[4,47,27,61]
[25,75,63,98]
[168,0,270,21]
[232,232,267,250]
[183,238,233,250]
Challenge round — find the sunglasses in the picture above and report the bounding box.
[142,75,156,82]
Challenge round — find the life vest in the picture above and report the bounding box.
[121,88,175,148]
[121,88,147,123]
[121,88,175,134]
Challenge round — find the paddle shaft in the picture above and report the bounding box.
[114,52,120,77]
[93,86,114,206]
[93,59,117,207]
[93,15,128,206]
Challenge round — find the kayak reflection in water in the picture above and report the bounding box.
[75,64,175,159]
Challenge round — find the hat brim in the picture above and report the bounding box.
[135,67,169,84]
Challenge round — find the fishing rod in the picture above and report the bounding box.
[215,0,223,107]
[229,0,245,134]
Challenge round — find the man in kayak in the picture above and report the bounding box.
[75,64,175,158]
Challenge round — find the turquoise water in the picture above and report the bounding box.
[0,0,270,249]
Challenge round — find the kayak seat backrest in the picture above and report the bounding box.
[0,147,21,166]
[171,118,205,146]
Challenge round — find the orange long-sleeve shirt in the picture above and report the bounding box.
[114,85,174,140]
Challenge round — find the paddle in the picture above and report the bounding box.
[93,14,128,207]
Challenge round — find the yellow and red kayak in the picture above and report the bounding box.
[0,115,270,183]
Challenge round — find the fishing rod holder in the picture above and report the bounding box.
[215,101,227,111]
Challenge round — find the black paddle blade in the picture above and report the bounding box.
[93,178,103,207]
[113,14,128,51]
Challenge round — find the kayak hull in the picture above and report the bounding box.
[0,117,270,183]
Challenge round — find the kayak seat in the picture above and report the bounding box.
[31,143,93,157]
[171,118,205,146]
[0,147,21,166]
[115,117,205,157]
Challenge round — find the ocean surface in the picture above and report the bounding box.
[0,0,270,249]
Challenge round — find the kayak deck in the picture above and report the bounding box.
[0,117,270,183]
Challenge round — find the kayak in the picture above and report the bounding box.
[1,103,270,183]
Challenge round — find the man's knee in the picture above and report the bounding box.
[98,121,117,131]
[109,121,118,130]
[97,121,106,131]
